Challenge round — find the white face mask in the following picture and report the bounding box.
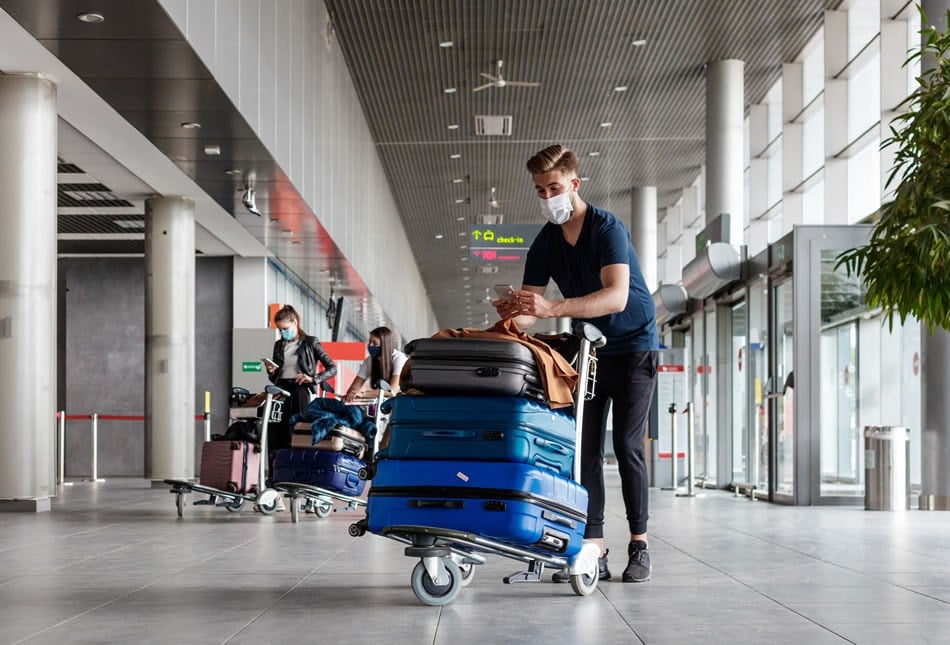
[538,188,574,225]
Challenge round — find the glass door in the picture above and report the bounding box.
[772,278,795,499]
[748,279,770,494]
[730,301,749,485]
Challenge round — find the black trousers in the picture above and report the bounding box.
[270,380,312,453]
[580,350,658,538]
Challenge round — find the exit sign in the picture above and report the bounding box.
[242,361,263,373]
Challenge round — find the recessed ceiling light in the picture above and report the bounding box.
[452,178,464,183]
[588,151,601,157]
[454,198,467,204]
[462,267,470,272]
[458,231,467,236]
[440,40,454,48]
[291,240,301,245]
[632,39,647,47]
[460,245,467,249]
[435,234,444,239]
[77,12,104,23]
[180,122,201,129]
[600,122,612,128]
[224,169,243,175]
[580,176,590,182]
[448,124,460,130]
[270,217,281,222]
[204,144,221,155]
[443,87,457,94]
[457,216,466,221]
[463,276,470,280]
[614,85,628,92]
[450,153,461,159]
[461,257,469,262]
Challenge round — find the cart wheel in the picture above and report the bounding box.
[569,568,599,597]
[256,488,280,516]
[458,562,475,587]
[225,498,245,513]
[175,493,184,518]
[410,558,462,606]
[314,500,333,518]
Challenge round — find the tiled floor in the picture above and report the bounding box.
[2,472,950,644]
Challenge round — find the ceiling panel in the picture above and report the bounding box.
[324,0,840,327]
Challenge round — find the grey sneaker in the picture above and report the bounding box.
[552,549,611,583]
[622,541,651,582]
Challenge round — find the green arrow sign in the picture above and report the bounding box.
[242,361,263,372]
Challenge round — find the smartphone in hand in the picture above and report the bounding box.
[493,284,515,300]
[261,358,278,370]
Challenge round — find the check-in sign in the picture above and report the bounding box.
[469,225,541,263]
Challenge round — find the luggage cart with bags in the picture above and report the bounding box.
[164,384,289,517]
[272,383,391,523]
[349,322,606,606]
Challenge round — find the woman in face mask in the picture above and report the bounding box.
[264,305,337,453]
[344,326,407,403]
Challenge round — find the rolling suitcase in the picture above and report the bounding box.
[405,338,544,401]
[291,423,367,458]
[386,395,575,476]
[272,448,366,496]
[199,440,260,493]
[367,460,587,557]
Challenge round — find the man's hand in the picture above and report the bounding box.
[508,289,556,319]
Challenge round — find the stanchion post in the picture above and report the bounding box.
[57,411,66,486]
[662,404,678,491]
[677,402,697,498]
[90,413,102,482]
[203,391,212,443]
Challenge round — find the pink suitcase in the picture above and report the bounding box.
[199,440,261,493]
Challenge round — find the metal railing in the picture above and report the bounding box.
[55,391,212,485]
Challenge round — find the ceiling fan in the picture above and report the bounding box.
[489,186,511,209]
[473,60,540,93]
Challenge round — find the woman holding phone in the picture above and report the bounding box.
[344,326,407,403]
[264,305,337,454]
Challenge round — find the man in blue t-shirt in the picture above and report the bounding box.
[493,144,658,583]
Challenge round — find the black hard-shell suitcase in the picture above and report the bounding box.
[405,338,544,401]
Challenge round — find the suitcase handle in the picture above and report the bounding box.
[345,473,361,488]
[535,438,570,455]
[534,456,564,472]
[422,429,477,439]
[475,367,500,378]
[409,499,464,509]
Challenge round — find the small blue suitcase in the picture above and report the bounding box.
[386,396,576,477]
[367,460,587,557]
[271,448,366,496]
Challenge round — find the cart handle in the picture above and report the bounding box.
[265,385,291,397]
[573,321,605,348]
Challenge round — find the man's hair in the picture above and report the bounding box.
[526,144,579,176]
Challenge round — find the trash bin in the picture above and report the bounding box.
[864,426,910,511]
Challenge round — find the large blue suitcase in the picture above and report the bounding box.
[367,460,587,557]
[271,448,366,496]
[386,396,576,477]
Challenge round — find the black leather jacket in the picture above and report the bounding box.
[269,335,337,390]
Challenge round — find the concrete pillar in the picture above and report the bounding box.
[705,60,745,245]
[145,197,196,482]
[0,75,57,512]
[919,0,950,509]
[630,187,658,292]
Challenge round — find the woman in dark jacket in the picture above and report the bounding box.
[264,305,337,452]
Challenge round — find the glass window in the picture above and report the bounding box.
[802,31,824,105]
[774,280,795,497]
[731,301,748,485]
[767,138,783,209]
[848,0,880,60]
[848,50,880,141]
[803,177,825,225]
[803,102,824,177]
[766,82,783,141]
[768,209,784,244]
[847,137,881,223]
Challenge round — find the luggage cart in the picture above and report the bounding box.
[349,323,606,606]
[273,383,391,523]
[164,384,289,517]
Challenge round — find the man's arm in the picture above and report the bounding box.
[512,263,629,320]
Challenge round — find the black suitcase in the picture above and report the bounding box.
[405,338,544,401]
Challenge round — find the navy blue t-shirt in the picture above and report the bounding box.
[523,204,658,355]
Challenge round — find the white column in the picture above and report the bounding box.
[0,75,57,512]
[630,187,658,292]
[705,60,745,245]
[919,0,950,509]
[782,62,805,233]
[145,197,196,482]
[748,103,771,250]
[880,4,913,203]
